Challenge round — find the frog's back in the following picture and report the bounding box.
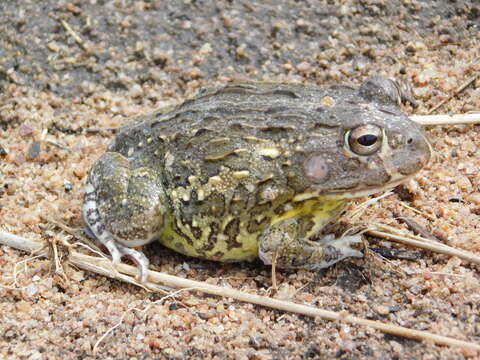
[109,82,358,186]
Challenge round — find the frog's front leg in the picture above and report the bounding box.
[83,152,167,283]
[258,217,363,270]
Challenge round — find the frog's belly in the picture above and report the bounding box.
[158,216,260,262]
[157,198,347,262]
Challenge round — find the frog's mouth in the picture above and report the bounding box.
[293,173,416,202]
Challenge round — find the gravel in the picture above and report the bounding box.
[1,0,479,359]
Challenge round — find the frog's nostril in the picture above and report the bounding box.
[407,137,413,145]
[419,155,428,165]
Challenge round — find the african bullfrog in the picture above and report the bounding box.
[83,77,431,282]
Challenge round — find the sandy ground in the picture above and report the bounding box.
[1,0,479,359]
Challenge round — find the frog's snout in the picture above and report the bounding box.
[395,128,431,175]
[418,153,430,166]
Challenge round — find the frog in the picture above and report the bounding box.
[82,76,431,283]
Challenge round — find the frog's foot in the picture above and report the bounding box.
[83,152,167,284]
[315,233,335,244]
[107,239,150,283]
[259,218,364,270]
[315,234,364,269]
[84,198,151,283]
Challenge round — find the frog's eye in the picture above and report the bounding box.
[347,124,383,156]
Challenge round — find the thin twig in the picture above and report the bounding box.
[40,215,102,254]
[397,201,437,221]
[396,216,439,241]
[0,230,46,254]
[348,191,394,221]
[46,140,73,153]
[367,228,480,265]
[426,75,478,114]
[60,19,84,44]
[374,223,451,247]
[411,113,480,126]
[84,126,122,134]
[1,231,479,350]
[367,248,408,276]
[80,253,480,351]
[405,270,467,278]
[59,19,94,56]
[9,254,45,288]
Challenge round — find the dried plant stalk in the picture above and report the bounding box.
[0,230,45,254]
[71,253,480,351]
[367,228,480,265]
[410,113,480,126]
[1,230,479,351]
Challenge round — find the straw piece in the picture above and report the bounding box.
[410,113,480,126]
[1,230,479,351]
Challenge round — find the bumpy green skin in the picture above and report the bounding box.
[85,79,431,271]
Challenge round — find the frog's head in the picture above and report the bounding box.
[294,78,431,201]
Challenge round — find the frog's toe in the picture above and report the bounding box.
[101,238,150,282]
[306,235,364,270]
[316,233,335,244]
[115,244,150,283]
[102,238,122,266]
[324,235,364,259]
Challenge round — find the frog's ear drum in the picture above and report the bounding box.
[346,124,383,156]
[303,153,329,183]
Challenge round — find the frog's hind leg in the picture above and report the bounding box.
[83,152,167,283]
[258,218,363,270]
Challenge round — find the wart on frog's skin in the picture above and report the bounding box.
[83,76,431,283]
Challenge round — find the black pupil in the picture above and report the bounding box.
[358,134,377,146]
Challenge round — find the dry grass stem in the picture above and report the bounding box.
[396,216,439,241]
[59,19,94,55]
[0,254,44,289]
[1,230,479,351]
[0,230,46,254]
[410,113,480,126]
[50,239,63,278]
[405,270,466,278]
[367,228,480,265]
[41,215,102,254]
[79,253,480,351]
[375,223,447,247]
[84,126,122,133]
[397,201,437,221]
[367,249,407,277]
[46,140,72,152]
[348,191,394,221]
[69,250,169,293]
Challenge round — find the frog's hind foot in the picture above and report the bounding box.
[91,230,151,283]
[109,241,150,283]
[259,217,364,270]
[317,234,364,269]
[82,152,168,283]
[83,190,150,283]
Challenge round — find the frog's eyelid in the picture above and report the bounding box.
[344,125,383,156]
